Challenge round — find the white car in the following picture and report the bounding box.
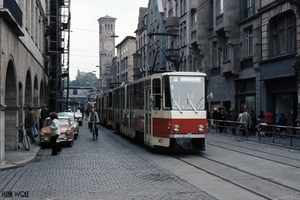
[74,110,83,126]
[57,112,79,139]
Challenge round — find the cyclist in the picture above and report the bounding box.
[88,107,99,140]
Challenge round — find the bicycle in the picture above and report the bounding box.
[16,123,30,151]
[91,122,98,141]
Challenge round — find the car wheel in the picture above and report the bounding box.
[79,122,82,126]
[68,141,73,147]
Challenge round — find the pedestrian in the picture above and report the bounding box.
[41,104,50,128]
[25,106,38,138]
[212,108,219,131]
[218,107,226,133]
[38,106,42,129]
[223,107,229,134]
[88,107,99,140]
[258,110,265,123]
[277,113,288,138]
[229,108,238,135]
[49,112,61,156]
[264,109,274,137]
[250,110,257,135]
[239,109,252,137]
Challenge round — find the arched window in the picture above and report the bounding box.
[269,11,296,57]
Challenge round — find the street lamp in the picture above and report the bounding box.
[95,65,100,90]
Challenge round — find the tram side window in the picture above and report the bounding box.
[114,90,119,109]
[134,83,139,109]
[152,79,161,110]
[139,82,144,109]
[108,92,112,108]
[163,76,171,110]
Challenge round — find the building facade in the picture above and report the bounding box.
[0,0,70,163]
[133,7,148,79]
[93,0,300,128]
[116,36,137,83]
[131,0,299,126]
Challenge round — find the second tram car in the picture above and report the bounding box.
[96,72,208,152]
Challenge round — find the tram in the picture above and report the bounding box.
[96,71,208,152]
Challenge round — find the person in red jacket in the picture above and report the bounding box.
[264,110,274,137]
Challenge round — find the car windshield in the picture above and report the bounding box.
[58,112,75,123]
[164,75,206,111]
[44,118,69,126]
[58,118,69,126]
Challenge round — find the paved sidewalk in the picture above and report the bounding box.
[1,128,299,171]
[0,141,41,170]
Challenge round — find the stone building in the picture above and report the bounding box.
[197,0,297,126]
[133,7,148,79]
[131,0,299,125]
[116,36,137,83]
[93,0,300,128]
[0,0,70,163]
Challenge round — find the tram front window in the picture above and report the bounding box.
[165,76,205,111]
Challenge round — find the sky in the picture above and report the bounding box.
[69,0,149,80]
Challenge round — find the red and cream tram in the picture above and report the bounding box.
[96,71,208,152]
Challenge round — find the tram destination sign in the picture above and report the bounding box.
[171,76,202,82]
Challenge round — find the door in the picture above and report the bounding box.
[144,87,151,143]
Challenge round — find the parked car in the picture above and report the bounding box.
[74,110,83,126]
[39,117,74,148]
[57,112,79,139]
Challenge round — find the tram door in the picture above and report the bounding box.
[129,90,134,129]
[144,87,151,143]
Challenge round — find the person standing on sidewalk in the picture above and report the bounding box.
[229,108,238,135]
[41,104,50,128]
[264,109,274,138]
[25,106,38,139]
[240,109,252,137]
[277,113,288,138]
[49,112,61,156]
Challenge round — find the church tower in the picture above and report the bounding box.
[97,15,117,91]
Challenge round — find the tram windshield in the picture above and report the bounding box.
[164,75,206,111]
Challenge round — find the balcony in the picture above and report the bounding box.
[0,0,23,36]
[166,17,179,28]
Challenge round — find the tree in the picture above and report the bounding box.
[70,72,98,87]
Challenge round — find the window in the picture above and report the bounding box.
[270,12,296,57]
[152,79,161,110]
[180,0,187,15]
[217,0,223,16]
[245,28,253,56]
[224,37,231,60]
[213,42,218,67]
[245,0,254,18]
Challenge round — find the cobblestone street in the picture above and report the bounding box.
[0,122,215,200]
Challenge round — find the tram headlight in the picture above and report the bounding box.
[198,124,204,132]
[173,124,180,132]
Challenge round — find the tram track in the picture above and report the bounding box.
[104,127,300,199]
[172,153,300,200]
[207,142,300,169]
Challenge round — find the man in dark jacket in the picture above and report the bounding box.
[41,104,50,127]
